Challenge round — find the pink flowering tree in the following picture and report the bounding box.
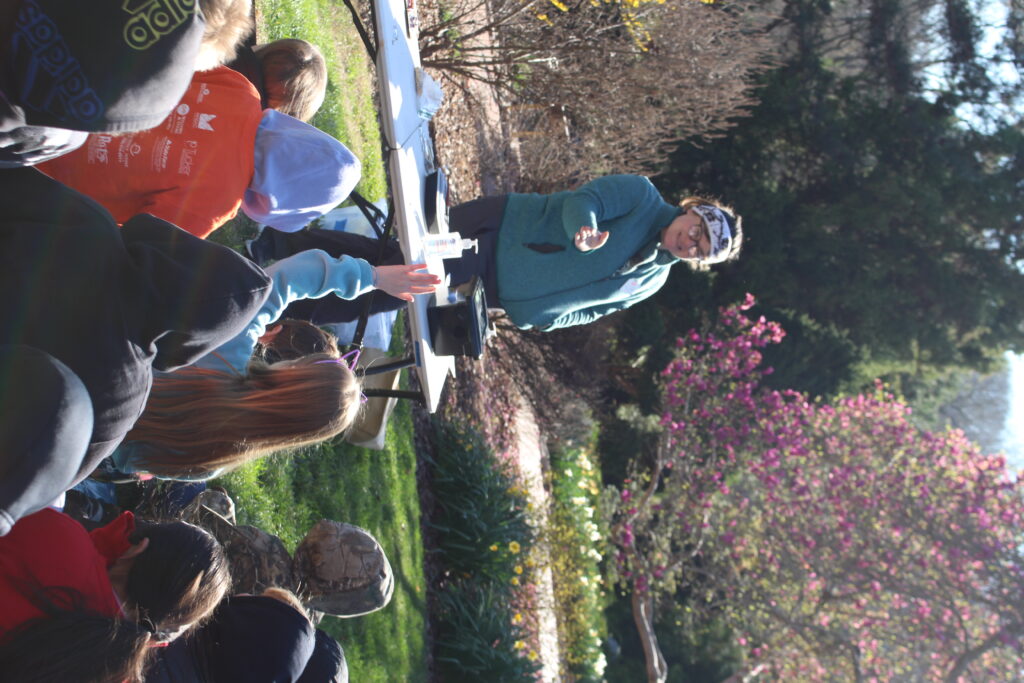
[605,294,1024,682]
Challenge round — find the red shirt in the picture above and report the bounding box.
[39,67,263,239]
[0,510,134,635]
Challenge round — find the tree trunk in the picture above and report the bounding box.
[944,622,1024,683]
[631,591,668,683]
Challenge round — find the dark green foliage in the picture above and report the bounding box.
[617,291,667,346]
[756,307,862,398]
[598,535,744,683]
[596,414,658,488]
[654,48,1024,400]
[426,420,538,679]
[657,602,743,683]
[426,420,534,582]
[433,579,540,681]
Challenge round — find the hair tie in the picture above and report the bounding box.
[315,349,368,403]
[339,348,361,369]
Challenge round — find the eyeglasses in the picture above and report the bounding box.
[685,220,710,260]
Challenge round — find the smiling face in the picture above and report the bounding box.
[660,209,711,262]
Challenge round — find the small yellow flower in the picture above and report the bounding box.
[512,612,524,624]
[528,650,539,661]
[550,0,568,10]
[489,543,499,552]
[511,576,520,586]
[514,565,524,575]
[509,541,521,554]
[514,640,526,650]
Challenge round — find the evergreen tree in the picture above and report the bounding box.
[646,0,1024,399]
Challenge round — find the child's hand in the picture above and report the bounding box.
[373,264,441,301]
[574,226,609,252]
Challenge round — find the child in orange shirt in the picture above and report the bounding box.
[39,65,359,239]
[228,38,328,122]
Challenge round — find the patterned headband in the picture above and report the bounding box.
[690,204,733,265]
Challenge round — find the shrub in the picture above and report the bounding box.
[434,579,541,680]
[421,0,775,186]
[427,420,534,583]
[427,419,540,679]
[606,294,1024,680]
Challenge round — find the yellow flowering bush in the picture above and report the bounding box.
[544,440,609,680]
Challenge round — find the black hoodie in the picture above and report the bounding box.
[147,595,349,683]
[0,167,271,481]
[0,0,205,166]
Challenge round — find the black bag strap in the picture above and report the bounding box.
[339,0,377,62]
[347,190,397,350]
[347,190,388,241]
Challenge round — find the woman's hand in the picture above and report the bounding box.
[574,226,610,252]
[373,264,441,301]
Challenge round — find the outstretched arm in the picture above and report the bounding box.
[195,250,438,374]
[372,264,441,301]
[195,250,374,373]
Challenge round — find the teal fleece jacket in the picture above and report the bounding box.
[495,175,682,330]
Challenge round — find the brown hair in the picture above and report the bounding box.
[196,0,254,70]
[127,354,361,477]
[0,610,151,683]
[252,39,328,121]
[678,195,743,271]
[256,319,339,365]
[127,521,231,637]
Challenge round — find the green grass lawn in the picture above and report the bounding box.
[213,396,428,682]
[210,3,429,680]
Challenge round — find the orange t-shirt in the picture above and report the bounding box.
[39,67,263,239]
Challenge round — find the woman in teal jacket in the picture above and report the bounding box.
[249,174,742,331]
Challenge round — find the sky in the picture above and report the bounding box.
[1004,352,1024,471]
[971,4,1023,473]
